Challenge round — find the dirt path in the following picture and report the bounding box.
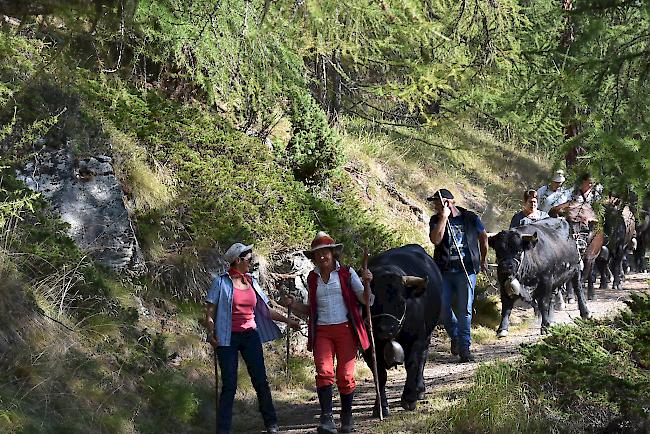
[277,273,649,434]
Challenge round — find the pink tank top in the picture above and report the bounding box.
[232,281,257,332]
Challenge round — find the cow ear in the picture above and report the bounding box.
[521,232,538,250]
[402,275,428,296]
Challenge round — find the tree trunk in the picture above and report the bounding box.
[330,50,342,124]
[316,54,328,112]
[560,0,581,168]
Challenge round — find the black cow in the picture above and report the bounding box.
[633,203,650,272]
[488,218,591,336]
[595,204,636,290]
[363,244,441,416]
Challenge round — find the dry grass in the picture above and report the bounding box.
[100,117,176,213]
[341,117,552,236]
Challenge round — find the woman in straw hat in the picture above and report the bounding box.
[285,231,373,434]
[205,242,301,434]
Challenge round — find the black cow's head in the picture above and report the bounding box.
[370,271,427,341]
[488,230,538,297]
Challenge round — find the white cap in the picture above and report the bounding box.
[552,170,565,183]
[223,242,254,264]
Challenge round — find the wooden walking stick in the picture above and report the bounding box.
[285,304,292,381]
[363,250,383,420]
[213,348,220,433]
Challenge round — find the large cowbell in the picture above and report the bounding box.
[383,340,405,368]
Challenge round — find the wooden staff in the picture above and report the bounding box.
[363,250,383,420]
[286,304,292,381]
[213,348,220,433]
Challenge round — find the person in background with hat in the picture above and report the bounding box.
[205,242,301,434]
[537,170,570,213]
[428,189,488,363]
[284,231,373,434]
[509,189,550,228]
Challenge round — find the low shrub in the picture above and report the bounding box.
[285,90,343,183]
[520,294,650,424]
[423,292,650,433]
[143,370,200,425]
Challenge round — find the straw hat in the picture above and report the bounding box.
[304,231,343,259]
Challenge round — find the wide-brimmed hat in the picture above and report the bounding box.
[426,188,454,202]
[224,242,254,264]
[552,170,566,183]
[304,231,343,259]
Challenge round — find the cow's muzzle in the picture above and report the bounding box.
[373,305,407,341]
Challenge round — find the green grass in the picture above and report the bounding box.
[429,362,552,433]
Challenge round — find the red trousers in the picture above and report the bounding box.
[313,322,358,395]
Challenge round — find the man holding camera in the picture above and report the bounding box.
[428,189,488,363]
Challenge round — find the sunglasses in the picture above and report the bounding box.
[239,251,253,262]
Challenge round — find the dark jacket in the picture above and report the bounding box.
[430,206,482,274]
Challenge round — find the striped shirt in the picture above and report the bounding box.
[205,272,281,346]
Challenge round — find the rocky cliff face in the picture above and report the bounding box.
[17,147,145,273]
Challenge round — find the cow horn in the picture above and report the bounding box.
[402,275,426,288]
[521,233,537,242]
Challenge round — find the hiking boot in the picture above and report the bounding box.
[317,386,338,434]
[265,423,280,434]
[340,413,355,433]
[450,337,459,356]
[459,349,475,363]
[318,413,338,434]
[340,392,356,433]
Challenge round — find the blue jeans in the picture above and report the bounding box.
[216,329,277,433]
[441,271,477,351]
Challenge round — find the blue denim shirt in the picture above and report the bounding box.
[205,273,282,347]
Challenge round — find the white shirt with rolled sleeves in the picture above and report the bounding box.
[313,261,374,325]
[537,185,571,213]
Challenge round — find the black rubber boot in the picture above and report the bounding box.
[339,392,355,433]
[317,386,338,434]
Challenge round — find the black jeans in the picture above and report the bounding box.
[216,329,277,433]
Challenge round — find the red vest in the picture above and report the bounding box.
[307,266,370,352]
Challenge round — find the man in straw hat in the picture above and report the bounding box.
[428,189,488,363]
[205,242,300,434]
[284,231,373,434]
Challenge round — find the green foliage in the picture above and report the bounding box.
[307,170,402,265]
[0,170,38,232]
[143,370,200,425]
[497,0,650,197]
[519,292,650,424]
[133,0,305,128]
[286,90,343,182]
